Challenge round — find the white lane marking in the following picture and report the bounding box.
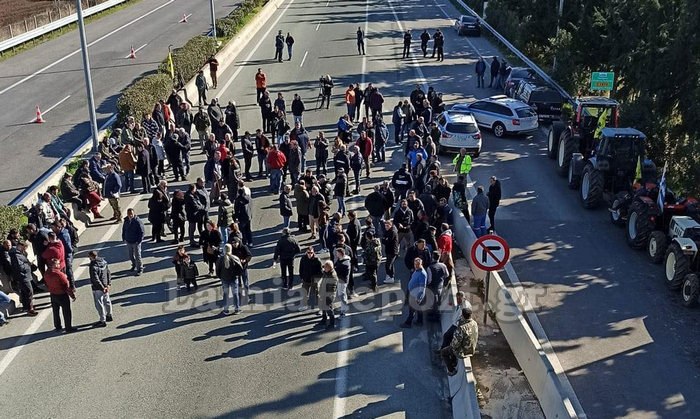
[28,95,70,122]
[325,0,330,6]
[315,22,321,31]
[386,0,428,93]
[0,0,176,97]
[299,50,309,67]
[0,194,141,378]
[181,13,192,22]
[217,0,297,96]
[124,43,148,59]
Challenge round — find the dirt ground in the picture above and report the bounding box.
[453,259,545,419]
[0,0,102,27]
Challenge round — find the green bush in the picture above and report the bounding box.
[158,36,218,85]
[0,206,28,239]
[116,73,172,125]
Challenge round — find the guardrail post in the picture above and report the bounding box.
[34,16,38,30]
[8,25,12,38]
[24,19,28,33]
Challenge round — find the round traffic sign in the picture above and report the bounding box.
[470,234,510,271]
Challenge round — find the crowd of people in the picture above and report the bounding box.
[1,61,498,372]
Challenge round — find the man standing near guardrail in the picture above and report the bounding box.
[196,70,208,106]
[207,55,219,89]
[489,57,500,88]
[471,186,489,238]
[475,57,486,88]
[103,164,122,223]
[441,305,478,376]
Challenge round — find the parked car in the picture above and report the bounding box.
[504,67,537,97]
[434,110,482,156]
[514,81,563,121]
[454,15,481,36]
[452,96,539,138]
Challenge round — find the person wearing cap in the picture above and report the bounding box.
[441,304,478,376]
[274,228,301,290]
[10,240,38,316]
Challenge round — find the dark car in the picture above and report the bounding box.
[504,67,537,97]
[515,81,563,121]
[454,15,481,36]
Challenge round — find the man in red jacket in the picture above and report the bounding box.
[44,258,76,333]
[41,232,65,271]
[357,131,373,177]
[437,223,454,274]
[266,145,287,194]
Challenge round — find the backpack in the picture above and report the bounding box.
[364,238,382,266]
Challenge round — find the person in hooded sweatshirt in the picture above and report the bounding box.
[89,250,113,327]
[333,247,351,317]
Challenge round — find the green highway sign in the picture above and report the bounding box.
[591,72,614,91]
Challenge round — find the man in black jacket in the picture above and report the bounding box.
[10,240,38,316]
[225,101,240,141]
[291,94,305,126]
[231,238,253,303]
[241,131,255,181]
[487,176,502,233]
[489,57,500,88]
[402,30,412,59]
[404,239,431,270]
[381,219,399,284]
[274,228,301,290]
[420,29,431,57]
[365,185,386,234]
[185,184,204,247]
[299,246,322,311]
[346,211,361,270]
[234,189,253,246]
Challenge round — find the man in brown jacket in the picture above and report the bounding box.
[119,144,137,194]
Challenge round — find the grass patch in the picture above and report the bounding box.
[0,0,143,62]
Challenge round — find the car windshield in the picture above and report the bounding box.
[531,91,561,103]
[461,17,477,24]
[515,107,537,118]
[446,123,479,134]
[510,69,532,79]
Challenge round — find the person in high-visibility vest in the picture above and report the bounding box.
[452,148,472,175]
[593,108,610,140]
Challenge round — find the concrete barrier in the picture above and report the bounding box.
[449,196,586,418]
[440,275,481,419]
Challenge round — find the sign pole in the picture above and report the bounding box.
[483,271,490,325]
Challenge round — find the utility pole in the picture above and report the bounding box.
[75,0,99,151]
[209,0,217,41]
[553,0,564,70]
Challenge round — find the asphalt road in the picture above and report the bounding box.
[0,0,456,417]
[0,0,239,204]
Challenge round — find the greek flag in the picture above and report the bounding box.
[657,162,667,211]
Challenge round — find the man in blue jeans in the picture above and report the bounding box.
[471,186,489,237]
[0,290,11,326]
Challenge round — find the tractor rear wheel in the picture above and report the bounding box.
[556,131,576,177]
[682,274,700,308]
[626,200,653,249]
[580,163,603,209]
[609,197,625,226]
[664,243,690,290]
[647,231,668,264]
[547,122,565,159]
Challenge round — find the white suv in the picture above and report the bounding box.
[435,111,482,157]
[452,95,539,137]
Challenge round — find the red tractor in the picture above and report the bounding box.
[547,96,620,177]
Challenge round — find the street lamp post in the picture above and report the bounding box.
[75,0,100,151]
[553,0,564,70]
[209,0,217,41]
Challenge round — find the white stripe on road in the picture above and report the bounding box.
[217,0,297,97]
[0,0,175,97]
[315,22,321,31]
[124,43,148,59]
[27,95,70,123]
[181,13,192,22]
[0,194,142,378]
[325,0,330,6]
[299,50,308,67]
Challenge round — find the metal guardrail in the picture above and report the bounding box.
[454,0,573,103]
[0,0,127,53]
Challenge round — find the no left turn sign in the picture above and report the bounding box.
[470,235,510,271]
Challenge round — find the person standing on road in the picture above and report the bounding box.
[318,260,338,328]
[241,131,255,181]
[0,291,11,326]
[274,228,302,290]
[275,30,285,62]
[280,184,294,229]
[200,220,222,277]
[196,70,208,106]
[487,176,502,233]
[88,250,113,327]
[255,68,267,103]
[363,229,382,292]
[498,60,509,90]
[299,246,322,311]
[314,132,329,176]
[136,142,152,194]
[122,208,145,276]
[234,188,254,247]
[224,101,240,141]
[489,57,500,88]
[259,90,273,133]
[433,29,445,61]
[119,145,137,193]
[230,238,252,303]
[475,57,486,88]
[291,94,305,125]
[255,129,271,178]
[285,32,295,60]
[207,55,219,89]
[471,186,489,237]
[294,181,310,232]
[103,164,122,223]
[44,258,76,332]
[353,83,364,121]
[345,85,356,121]
[267,145,287,194]
[52,220,75,289]
[420,29,430,57]
[402,30,412,59]
[10,240,38,316]
[170,190,186,244]
[441,305,478,376]
[216,244,243,315]
[357,27,365,55]
[193,107,211,150]
[453,148,472,176]
[400,257,428,328]
[392,101,405,144]
[334,247,351,317]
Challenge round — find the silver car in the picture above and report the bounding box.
[452,96,539,138]
[435,111,482,157]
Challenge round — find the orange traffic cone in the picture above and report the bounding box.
[181,13,188,23]
[128,45,136,59]
[34,105,44,123]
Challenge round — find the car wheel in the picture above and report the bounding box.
[493,122,506,138]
